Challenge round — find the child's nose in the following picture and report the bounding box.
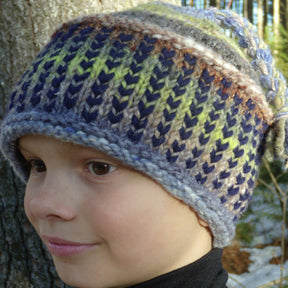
[27,172,77,222]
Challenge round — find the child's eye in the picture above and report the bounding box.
[87,162,116,176]
[29,159,46,174]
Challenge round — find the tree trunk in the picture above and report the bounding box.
[226,0,232,9]
[243,0,248,19]
[264,0,268,30]
[234,0,241,15]
[258,0,264,39]
[282,0,288,30]
[209,0,215,7]
[241,0,253,23]
[248,0,253,24]
[286,0,288,31]
[204,0,207,9]
[0,0,178,287]
[273,0,280,55]
[209,0,221,9]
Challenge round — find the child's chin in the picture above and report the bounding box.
[53,259,129,288]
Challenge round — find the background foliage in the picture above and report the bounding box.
[182,0,288,80]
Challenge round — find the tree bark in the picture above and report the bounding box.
[243,0,248,19]
[281,0,288,31]
[263,0,268,30]
[241,0,253,23]
[248,0,253,24]
[209,0,221,9]
[286,0,288,31]
[209,0,215,7]
[0,0,178,287]
[234,0,241,15]
[258,0,264,39]
[273,0,280,55]
[204,0,207,9]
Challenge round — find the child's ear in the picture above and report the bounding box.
[198,217,209,228]
[186,204,209,228]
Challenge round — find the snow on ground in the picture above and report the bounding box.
[227,186,288,288]
[241,187,285,246]
[227,246,288,288]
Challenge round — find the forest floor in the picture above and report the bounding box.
[221,187,288,288]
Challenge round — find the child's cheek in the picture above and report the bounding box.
[24,188,37,229]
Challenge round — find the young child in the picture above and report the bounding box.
[1,1,288,287]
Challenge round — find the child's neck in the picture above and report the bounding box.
[128,248,227,288]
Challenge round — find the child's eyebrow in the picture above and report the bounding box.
[18,140,37,155]
[18,146,34,158]
[18,143,30,152]
[80,149,124,165]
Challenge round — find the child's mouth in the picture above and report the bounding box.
[42,235,98,257]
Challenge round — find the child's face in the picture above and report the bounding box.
[19,135,212,288]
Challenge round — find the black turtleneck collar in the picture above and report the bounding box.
[128,248,228,288]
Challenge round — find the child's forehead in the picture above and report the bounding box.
[18,134,122,162]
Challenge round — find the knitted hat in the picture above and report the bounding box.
[1,1,288,247]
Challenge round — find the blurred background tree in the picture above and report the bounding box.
[0,1,178,287]
[182,0,288,80]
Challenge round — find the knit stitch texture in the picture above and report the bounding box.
[1,1,288,247]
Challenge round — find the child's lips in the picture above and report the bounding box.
[42,235,99,257]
